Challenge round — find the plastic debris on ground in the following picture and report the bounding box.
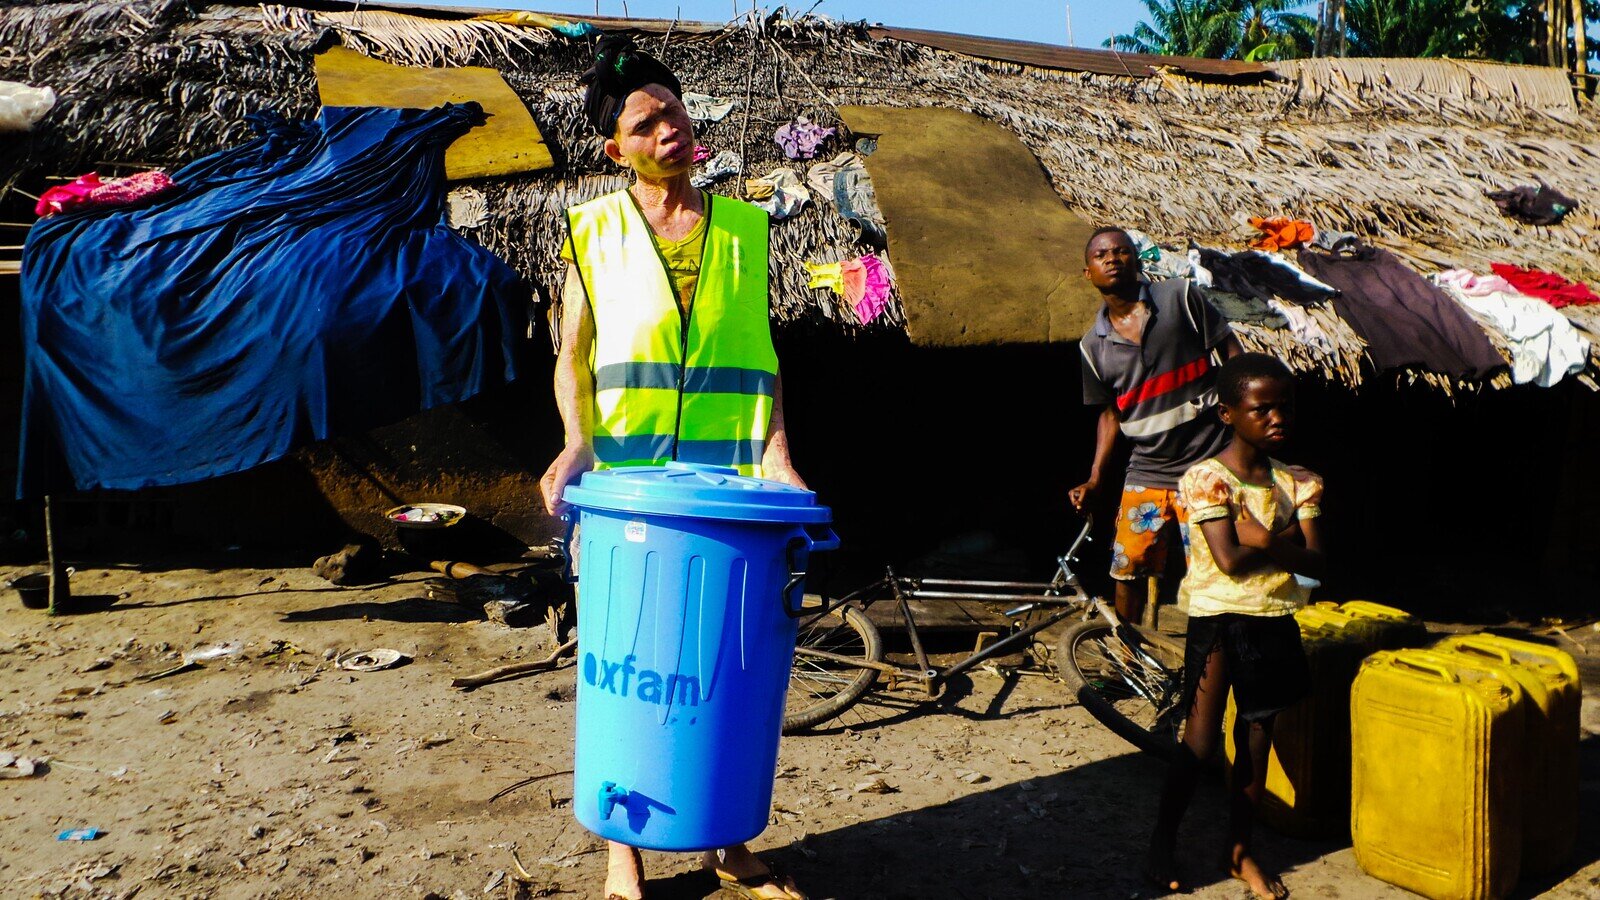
[692,144,712,163]
[57,828,101,842]
[183,641,244,664]
[337,649,409,672]
[0,751,47,779]
[690,150,741,188]
[774,116,834,160]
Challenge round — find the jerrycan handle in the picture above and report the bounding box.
[1394,656,1457,682]
[1451,638,1515,665]
[783,524,840,618]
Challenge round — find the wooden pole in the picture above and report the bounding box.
[1547,0,1559,66]
[45,496,63,616]
[1573,0,1588,77]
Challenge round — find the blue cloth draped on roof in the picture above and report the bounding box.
[17,103,527,495]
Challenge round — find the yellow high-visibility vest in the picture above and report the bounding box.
[566,190,776,476]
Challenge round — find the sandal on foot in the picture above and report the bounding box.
[713,864,806,900]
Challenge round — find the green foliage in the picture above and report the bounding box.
[1112,0,1595,63]
[1107,0,1316,60]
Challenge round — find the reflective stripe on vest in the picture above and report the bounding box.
[567,190,776,476]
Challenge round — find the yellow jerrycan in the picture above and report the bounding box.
[1295,603,1386,653]
[1351,649,1525,900]
[1224,622,1367,837]
[1332,600,1427,649]
[1432,633,1580,874]
[1297,601,1426,653]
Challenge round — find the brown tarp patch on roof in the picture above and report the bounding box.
[838,105,1102,348]
[867,26,1271,81]
[315,45,554,180]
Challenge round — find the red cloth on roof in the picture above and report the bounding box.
[1490,263,1600,308]
[1248,216,1314,251]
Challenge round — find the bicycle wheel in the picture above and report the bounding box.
[1057,618,1186,762]
[784,604,883,733]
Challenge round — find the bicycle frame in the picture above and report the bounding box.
[797,519,1100,697]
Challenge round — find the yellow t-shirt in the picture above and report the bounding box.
[561,205,707,316]
[1179,457,1323,618]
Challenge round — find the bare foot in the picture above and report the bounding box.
[701,845,806,900]
[1145,840,1184,893]
[605,842,645,900]
[1228,851,1288,900]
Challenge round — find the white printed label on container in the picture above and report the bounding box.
[624,520,648,543]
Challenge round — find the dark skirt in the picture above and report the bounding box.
[1182,612,1311,722]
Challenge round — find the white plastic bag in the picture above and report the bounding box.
[0,81,57,133]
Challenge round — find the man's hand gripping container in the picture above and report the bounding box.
[561,462,838,851]
[1433,633,1580,874]
[1351,649,1525,900]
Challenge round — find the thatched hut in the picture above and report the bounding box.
[3,0,1597,609]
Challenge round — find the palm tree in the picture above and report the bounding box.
[1108,0,1316,60]
[1341,0,1461,55]
[1236,0,1318,59]
[1107,0,1242,58]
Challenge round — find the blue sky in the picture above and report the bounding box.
[408,0,1149,47]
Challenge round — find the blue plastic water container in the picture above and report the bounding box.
[562,462,838,851]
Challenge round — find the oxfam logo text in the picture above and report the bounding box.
[583,653,701,707]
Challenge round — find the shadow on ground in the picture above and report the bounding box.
[279,596,482,624]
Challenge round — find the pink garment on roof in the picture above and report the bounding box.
[841,254,892,324]
[35,171,176,218]
[1436,269,1518,298]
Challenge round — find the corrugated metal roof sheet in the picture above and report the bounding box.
[866,26,1273,81]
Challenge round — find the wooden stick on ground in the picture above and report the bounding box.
[452,638,577,690]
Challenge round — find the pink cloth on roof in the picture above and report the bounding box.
[840,254,892,324]
[1436,269,1518,298]
[35,171,176,218]
[36,173,102,217]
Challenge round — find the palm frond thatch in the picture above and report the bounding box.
[4,0,1598,391]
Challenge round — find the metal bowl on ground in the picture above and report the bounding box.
[8,572,50,609]
[384,503,467,530]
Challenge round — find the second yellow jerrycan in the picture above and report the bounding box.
[1432,633,1580,874]
[1298,601,1426,653]
[1295,603,1386,653]
[1333,600,1428,649]
[1351,649,1525,900]
[1223,622,1367,838]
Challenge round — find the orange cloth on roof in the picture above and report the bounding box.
[1248,216,1315,252]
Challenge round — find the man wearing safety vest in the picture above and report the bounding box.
[539,35,808,900]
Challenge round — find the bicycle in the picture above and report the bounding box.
[785,518,1190,761]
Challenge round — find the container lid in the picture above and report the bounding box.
[562,462,832,524]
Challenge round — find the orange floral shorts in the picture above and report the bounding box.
[1110,485,1189,581]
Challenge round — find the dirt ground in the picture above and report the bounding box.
[2,559,1598,900]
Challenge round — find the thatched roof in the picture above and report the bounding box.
[4,0,1599,389]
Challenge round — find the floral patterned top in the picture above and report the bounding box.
[1179,457,1323,618]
